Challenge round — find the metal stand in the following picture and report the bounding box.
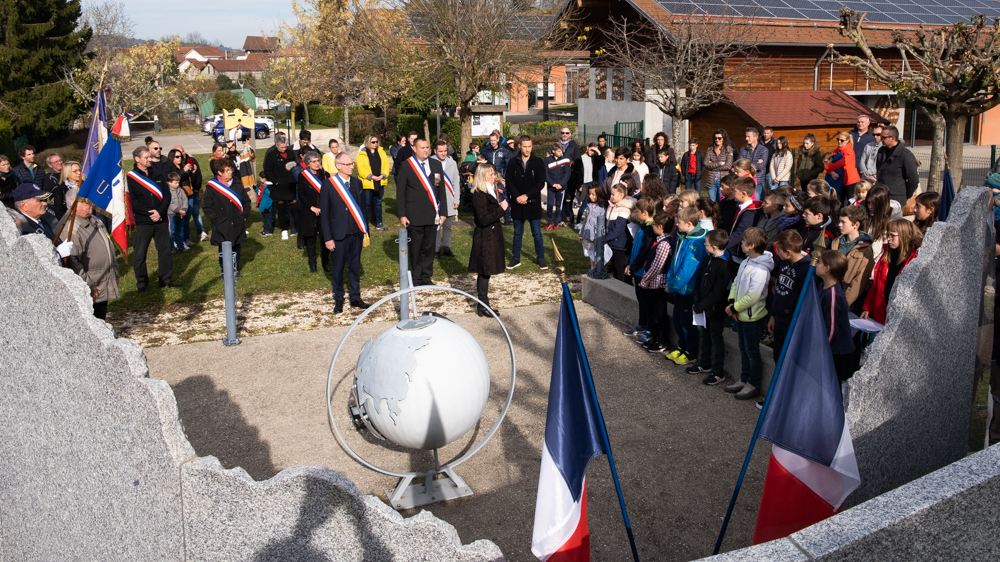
[386,467,473,510]
[588,212,610,279]
[397,228,410,320]
[221,241,241,346]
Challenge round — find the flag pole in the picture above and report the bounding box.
[712,245,825,555]
[561,282,641,562]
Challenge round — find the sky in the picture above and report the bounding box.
[121,0,293,49]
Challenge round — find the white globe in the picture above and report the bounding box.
[354,315,491,450]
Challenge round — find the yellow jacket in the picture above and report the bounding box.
[357,147,391,190]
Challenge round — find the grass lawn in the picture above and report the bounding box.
[109,154,591,314]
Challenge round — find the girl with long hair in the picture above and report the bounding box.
[913,191,940,234]
[861,219,922,324]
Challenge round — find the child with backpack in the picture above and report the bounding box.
[832,205,875,312]
[664,207,709,365]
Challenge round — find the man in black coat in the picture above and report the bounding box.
[297,151,331,273]
[203,158,252,277]
[263,133,297,239]
[505,135,547,270]
[127,145,178,292]
[322,152,371,312]
[875,125,919,207]
[396,138,447,286]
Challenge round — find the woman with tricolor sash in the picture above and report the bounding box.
[296,151,331,273]
[203,158,251,278]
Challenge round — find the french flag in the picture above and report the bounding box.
[532,290,608,561]
[754,277,860,544]
[76,138,129,253]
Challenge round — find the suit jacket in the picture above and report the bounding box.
[297,167,329,234]
[505,155,546,221]
[396,156,447,226]
[126,166,170,226]
[203,178,251,245]
[320,175,366,242]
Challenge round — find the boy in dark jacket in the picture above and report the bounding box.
[801,196,835,254]
[544,143,572,229]
[624,198,658,342]
[817,250,856,381]
[767,230,810,361]
[680,138,706,192]
[651,148,680,194]
[726,176,763,263]
[688,229,733,385]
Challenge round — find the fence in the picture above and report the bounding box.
[917,155,994,190]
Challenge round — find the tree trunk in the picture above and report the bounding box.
[290,104,296,135]
[945,113,968,190]
[542,65,550,122]
[303,102,310,128]
[671,111,684,157]
[920,106,946,195]
[460,100,473,161]
[343,102,350,146]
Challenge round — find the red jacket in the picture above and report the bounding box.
[863,249,917,324]
[825,145,860,186]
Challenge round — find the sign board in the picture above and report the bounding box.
[471,113,503,137]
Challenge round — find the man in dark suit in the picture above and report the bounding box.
[505,135,547,270]
[297,151,331,273]
[322,152,371,313]
[127,145,178,292]
[395,138,447,286]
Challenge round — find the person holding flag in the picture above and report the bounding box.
[432,140,459,258]
[127,145,178,292]
[395,138,447,286]
[203,158,252,278]
[321,153,371,314]
[296,151,332,273]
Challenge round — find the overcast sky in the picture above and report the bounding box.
[122,0,291,49]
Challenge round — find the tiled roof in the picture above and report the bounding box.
[722,90,888,128]
[206,58,268,72]
[243,36,279,52]
[189,46,225,58]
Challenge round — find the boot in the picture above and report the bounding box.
[309,261,317,273]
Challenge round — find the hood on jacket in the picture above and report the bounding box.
[607,196,635,220]
[745,250,774,271]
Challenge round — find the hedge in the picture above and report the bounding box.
[306,104,343,128]
[396,114,425,137]
[0,120,14,159]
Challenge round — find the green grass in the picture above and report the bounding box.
[110,154,591,314]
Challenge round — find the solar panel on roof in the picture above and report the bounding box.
[652,0,1000,25]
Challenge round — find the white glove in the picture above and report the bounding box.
[56,241,73,258]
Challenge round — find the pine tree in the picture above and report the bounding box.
[0,0,91,140]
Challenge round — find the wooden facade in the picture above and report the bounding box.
[725,48,904,92]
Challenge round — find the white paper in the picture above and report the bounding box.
[850,318,884,333]
[692,311,707,328]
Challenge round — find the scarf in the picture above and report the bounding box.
[0,168,15,181]
[837,231,872,256]
[367,147,382,189]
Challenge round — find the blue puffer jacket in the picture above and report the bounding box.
[666,226,709,295]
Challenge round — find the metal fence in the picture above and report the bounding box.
[917,155,994,190]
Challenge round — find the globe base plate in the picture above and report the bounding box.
[386,468,473,510]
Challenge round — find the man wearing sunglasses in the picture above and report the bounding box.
[556,127,580,163]
[145,137,167,184]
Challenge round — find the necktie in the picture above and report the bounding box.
[422,161,429,176]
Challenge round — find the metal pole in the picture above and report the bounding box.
[398,228,410,320]
[588,212,610,279]
[436,87,441,140]
[992,145,997,169]
[221,241,241,346]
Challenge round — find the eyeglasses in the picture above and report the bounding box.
[873,133,881,137]
[837,138,847,142]
[714,137,722,140]
[887,233,899,239]
[151,147,162,151]
[561,131,571,135]
[174,155,183,159]
[337,162,355,166]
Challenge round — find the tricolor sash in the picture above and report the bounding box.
[406,157,439,211]
[302,168,324,194]
[332,174,368,235]
[127,170,162,200]
[208,178,244,213]
[433,157,456,197]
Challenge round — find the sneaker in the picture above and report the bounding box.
[259,230,272,237]
[724,381,746,394]
[623,325,643,336]
[281,230,289,240]
[645,341,666,353]
[506,259,521,270]
[735,384,760,400]
[703,373,726,386]
[545,224,554,231]
[183,242,191,250]
[574,223,583,231]
[686,364,711,375]
[664,349,682,361]
[537,260,548,270]
[672,352,695,366]
[200,232,209,242]
[636,333,651,344]
[376,223,388,231]
[553,224,560,230]
[756,399,764,409]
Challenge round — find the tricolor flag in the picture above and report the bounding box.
[753,276,860,544]
[82,89,107,176]
[533,286,636,562]
[76,139,128,253]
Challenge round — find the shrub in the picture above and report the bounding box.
[396,114,426,137]
[0,120,15,160]
[439,117,461,145]
[348,113,377,145]
[306,104,343,128]
[213,90,247,113]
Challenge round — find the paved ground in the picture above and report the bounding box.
[145,300,770,561]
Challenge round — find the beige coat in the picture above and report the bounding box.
[831,236,875,306]
[67,215,120,303]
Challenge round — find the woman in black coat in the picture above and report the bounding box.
[468,163,508,317]
[203,158,251,277]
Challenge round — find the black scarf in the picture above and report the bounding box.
[368,147,382,191]
[885,248,904,301]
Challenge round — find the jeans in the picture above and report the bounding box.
[756,177,766,200]
[182,193,204,242]
[698,316,726,374]
[685,178,702,193]
[736,318,765,388]
[546,189,563,224]
[261,209,274,233]
[169,215,185,250]
[363,189,383,226]
[512,219,545,262]
[634,282,648,329]
[709,177,721,202]
[672,293,696,355]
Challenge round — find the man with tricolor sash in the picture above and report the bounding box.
[203,158,252,278]
[296,151,331,273]
[395,138,447,286]
[321,152,371,314]
[127,145,178,292]
[431,140,459,258]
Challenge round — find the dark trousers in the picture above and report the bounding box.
[771,318,791,363]
[363,189,383,226]
[216,243,241,272]
[737,318,765,388]
[562,188,577,223]
[133,222,172,290]
[698,316,726,375]
[546,189,563,224]
[302,224,330,269]
[645,288,669,346]
[672,293,696,355]
[93,301,108,320]
[841,182,856,205]
[408,224,437,285]
[477,274,491,311]
[275,200,291,230]
[609,248,629,283]
[331,233,362,302]
[685,178,702,192]
[634,281,648,328]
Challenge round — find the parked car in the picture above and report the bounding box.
[213,120,270,142]
[202,115,221,133]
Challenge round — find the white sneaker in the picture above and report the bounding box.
[200,232,209,242]
[281,230,289,240]
[183,242,191,250]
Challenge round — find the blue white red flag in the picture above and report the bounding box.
[81,89,107,176]
[753,277,860,544]
[532,292,607,561]
[76,139,128,253]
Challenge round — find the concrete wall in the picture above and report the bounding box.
[577,67,674,143]
[0,211,501,561]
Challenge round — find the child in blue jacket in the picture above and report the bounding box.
[624,198,658,341]
[665,206,709,365]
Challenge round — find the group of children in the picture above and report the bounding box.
[577,167,925,403]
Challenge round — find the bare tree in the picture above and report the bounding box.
[602,14,766,147]
[836,8,1000,190]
